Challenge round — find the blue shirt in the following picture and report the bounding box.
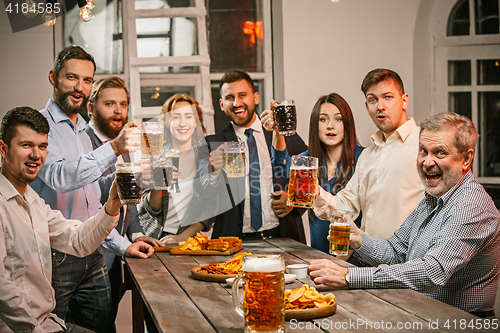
[350,170,500,313]
[31,99,131,258]
[272,144,364,253]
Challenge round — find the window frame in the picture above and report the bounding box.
[432,0,500,184]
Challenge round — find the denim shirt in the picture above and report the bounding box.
[31,99,129,257]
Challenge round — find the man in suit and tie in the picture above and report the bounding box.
[85,76,161,323]
[195,70,307,241]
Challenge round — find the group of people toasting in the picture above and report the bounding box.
[0,44,499,333]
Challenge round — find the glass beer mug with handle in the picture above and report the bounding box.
[232,255,285,333]
[286,155,318,208]
[329,209,354,256]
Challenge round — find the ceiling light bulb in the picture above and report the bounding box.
[331,0,340,2]
[23,0,37,18]
[42,11,56,26]
[80,6,92,22]
[85,0,95,10]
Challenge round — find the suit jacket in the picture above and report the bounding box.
[84,125,144,268]
[195,122,308,242]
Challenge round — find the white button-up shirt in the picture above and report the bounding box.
[313,118,425,239]
[232,117,280,233]
[0,173,118,332]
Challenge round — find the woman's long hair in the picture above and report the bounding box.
[308,93,360,194]
[161,93,207,147]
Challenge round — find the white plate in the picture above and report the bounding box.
[226,274,296,287]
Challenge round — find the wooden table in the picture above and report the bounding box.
[125,238,492,333]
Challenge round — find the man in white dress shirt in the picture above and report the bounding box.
[313,68,425,242]
[0,106,122,332]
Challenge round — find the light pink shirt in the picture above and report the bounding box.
[0,173,118,332]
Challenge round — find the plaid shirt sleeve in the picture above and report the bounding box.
[348,171,500,312]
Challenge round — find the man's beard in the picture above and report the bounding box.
[93,110,127,139]
[54,88,89,115]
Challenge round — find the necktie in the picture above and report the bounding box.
[245,128,263,231]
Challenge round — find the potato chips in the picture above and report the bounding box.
[178,234,243,252]
[198,252,253,275]
[178,233,209,251]
[285,285,335,309]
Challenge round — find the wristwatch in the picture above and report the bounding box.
[345,270,350,286]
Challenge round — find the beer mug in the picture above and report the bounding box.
[140,121,164,158]
[151,158,171,190]
[286,155,318,208]
[232,255,285,333]
[224,141,246,178]
[274,100,297,136]
[115,162,143,205]
[329,209,353,256]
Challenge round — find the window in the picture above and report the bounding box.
[435,0,500,206]
[58,0,272,134]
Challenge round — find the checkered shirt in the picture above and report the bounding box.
[350,170,500,312]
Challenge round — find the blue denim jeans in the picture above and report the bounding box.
[51,248,115,333]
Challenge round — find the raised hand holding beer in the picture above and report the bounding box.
[209,145,225,175]
[103,179,123,217]
[110,120,141,156]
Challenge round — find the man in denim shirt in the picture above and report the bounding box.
[31,46,150,332]
[308,112,500,317]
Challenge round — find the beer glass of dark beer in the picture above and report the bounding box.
[274,100,297,136]
[223,141,246,178]
[115,163,143,205]
[152,158,171,190]
[286,155,318,208]
[232,255,285,333]
[330,209,353,256]
[166,148,180,193]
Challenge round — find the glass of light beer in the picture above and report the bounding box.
[140,121,163,158]
[115,162,143,205]
[232,255,285,333]
[329,209,353,256]
[274,100,297,136]
[224,141,246,178]
[286,155,318,208]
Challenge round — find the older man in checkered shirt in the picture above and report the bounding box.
[308,112,500,318]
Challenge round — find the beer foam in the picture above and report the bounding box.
[117,167,141,173]
[290,166,316,170]
[243,257,283,273]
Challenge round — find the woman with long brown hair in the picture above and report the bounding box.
[262,93,363,256]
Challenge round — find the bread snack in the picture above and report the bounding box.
[198,252,253,275]
[285,285,335,309]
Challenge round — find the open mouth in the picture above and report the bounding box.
[377,115,387,121]
[70,93,83,102]
[25,162,39,172]
[233,108,247,118]
[326,133,337,138]
[424,171,442,185]
[111,118,123,127]
[177,129,189,135]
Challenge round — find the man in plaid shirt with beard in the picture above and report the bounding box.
[308,112,500,318]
